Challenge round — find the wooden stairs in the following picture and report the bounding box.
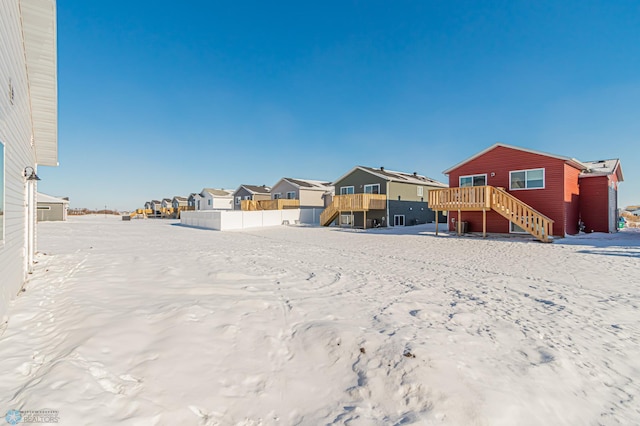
[320,194,387,227]
[429,186,554,242]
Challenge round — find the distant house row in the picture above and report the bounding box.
[138,143,623,242]
[139,168,449,227]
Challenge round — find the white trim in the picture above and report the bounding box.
[273,193,282,199]
[509,168,545,191]
[286,191,296,199]
[364,183,380,194]
[417,186,424,197]
[340,186,354,195]
[459,173,487,187]
[394,215,405,226]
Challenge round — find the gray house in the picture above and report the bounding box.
[270,178,333,208]
[232,185,271,210]
[37,193,69,222]
[188,193,201,209]
[322,166,447,228]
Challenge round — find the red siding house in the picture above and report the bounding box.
[579,159,623,233]
[438,143,623,238]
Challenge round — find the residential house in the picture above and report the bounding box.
[158,198,172,218]
[200,188,234,210]
[579,159,624,233]
[188,193,202,210]
[171,196,189,218]
[171,196,188,210]
[321,166,447,228]
[233,185,271,210]
[429,143,623,241]
[0,0,58,319]
[37,193,69,222]
[145,200,161,216]
[270,178,333,208]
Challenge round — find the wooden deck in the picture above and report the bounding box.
[320,194,387,227]
[429,186,554,242]
[241,199,301,211]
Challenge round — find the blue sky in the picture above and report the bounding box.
[40,0,639,210]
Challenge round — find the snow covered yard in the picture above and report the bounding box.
[1,216,639,425]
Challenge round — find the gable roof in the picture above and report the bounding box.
[579,159,624,181]
[172,196,188,202]
[334,166,447,187]
[237,185,271,195]
[201,188,233,197]
[275,177,333,191]
[442,143,588,175]
[37,192,68,204]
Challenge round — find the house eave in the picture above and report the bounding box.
[20,0,58,167]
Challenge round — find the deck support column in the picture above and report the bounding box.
[364,210,367,230]
[457,210,461,236]
[435,210,439,236]
[483,208,486,238]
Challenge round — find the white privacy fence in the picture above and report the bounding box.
[181,208,323,231]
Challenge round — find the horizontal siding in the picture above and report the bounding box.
[0,1,37,321]
[579,175,609,233]
[447,145,577,236]
[334,169,387,195]
[564,164,581,235]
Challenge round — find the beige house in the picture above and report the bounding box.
[270,178,333,208]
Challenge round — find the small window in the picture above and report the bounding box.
[394,215,405,226]
[364,184,380,194]
[417,186,424,197]
[244,195,251,200]
[273,193,282,199]
[510,168,544,190]
[208,199,212,205]
[460,174,487,187]
[235,197,241,205]
[286,191,296,199]
[340,186,354,195]
[340,214,352,225]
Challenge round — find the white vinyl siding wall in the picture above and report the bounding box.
[0,1,39,321]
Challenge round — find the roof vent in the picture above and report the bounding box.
[380,166,384,171]
[413,172,417,176]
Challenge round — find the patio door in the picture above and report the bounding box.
[394,215,405,226]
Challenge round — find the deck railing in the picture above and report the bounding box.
[428,186,554,242]
[320,194,387,226]
[428,186,490,210]
[241,199,300,211]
